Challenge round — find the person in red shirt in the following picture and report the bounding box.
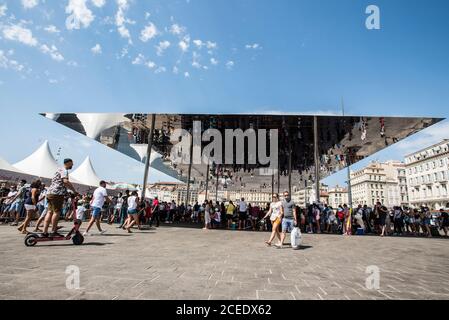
[151,197,160,227]
[144,200,152,225]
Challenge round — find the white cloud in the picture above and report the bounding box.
[2,25,38,47]
[131,53,156,70]
[65,0,95,30]
[116,0,134,43]
[210,58,218,65]
[172,66,179,74]
[192,51,201,68]
[40,44,65,62]
[117,46,128,59]
[193,40,217,50]
[49,78,59,84]
[245,43,261,50]
[184,71,190,78]
[146,61,156,69]
[21,0,39,9]
[206,41,217,49]
[0,50,25,72]
[91,0,106,7]
[44,25,60,34]
[140,22,157,42]
[156,40,170,56]
[396,120,449,155]
[226,60,234,69]
[132,53,145,65]
[177,34,191,52]
[0,4,7,17]
[154,66,166,74]
[193,39,203,49]
[170,23,185,35]
[91,43,102,55]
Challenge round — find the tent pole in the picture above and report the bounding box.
[141,114,156,200]
[185,132,194,207]
[205,162,210,201]
[313,116,320,203]
[288,141,292,195]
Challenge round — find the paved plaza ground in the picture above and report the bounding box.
[1,222,449,300]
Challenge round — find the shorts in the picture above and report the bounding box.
[271,216,281,225]
[76,211,85,221]
[24,204,36,211]
[40,207,48,218]
[128,209,138,215]
[47,194,65,213]
[9,201,24,213]
[423,218,431,226]
[92,206,102,219]
[282,218,294,233]
[239,211,247,221]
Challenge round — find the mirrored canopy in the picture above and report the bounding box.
[42,113,443,191]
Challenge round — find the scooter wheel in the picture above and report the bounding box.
[24,234,38,247]
[72,232,84,245]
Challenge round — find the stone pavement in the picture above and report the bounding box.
[1,222,449,300]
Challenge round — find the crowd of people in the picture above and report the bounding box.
[1,158,448,243]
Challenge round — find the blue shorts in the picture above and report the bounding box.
[92,206,102,219]
[128,209,138,215]
[9,201,23,213]
[282,218,295,233]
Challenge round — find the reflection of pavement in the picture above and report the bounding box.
[1,222,448,300]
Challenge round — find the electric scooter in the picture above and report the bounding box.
[24,219,84,247]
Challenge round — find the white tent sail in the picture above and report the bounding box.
[13,140,61,179]
[129,144,163,163]
[76,113,128,140]
[70,156,103,187]
[0,156,22,173]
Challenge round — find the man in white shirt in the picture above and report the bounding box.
[238,198,248,230]
[84,181,109,236]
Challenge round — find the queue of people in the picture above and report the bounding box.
[1,158,448,241]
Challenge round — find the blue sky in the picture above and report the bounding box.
[0,0,448,185]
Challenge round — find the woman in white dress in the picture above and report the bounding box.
[203,200,212,230]
[262,194,284,247]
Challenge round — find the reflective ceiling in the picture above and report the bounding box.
[42,113,443,192]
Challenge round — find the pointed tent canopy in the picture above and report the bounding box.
[70,156,103,187]
[129,144,163,163]
[76,113,128,140]
[13,140,61,180]
[0,156,23,173]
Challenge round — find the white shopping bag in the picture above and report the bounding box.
[291,227,302,249]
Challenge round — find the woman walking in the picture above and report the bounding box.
[203,200,212,230]
[124,191,140,233]
[262,194,284,247]
[18,180,42,234]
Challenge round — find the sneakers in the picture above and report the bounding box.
[100,230,106,235]
[83,232,90,236]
